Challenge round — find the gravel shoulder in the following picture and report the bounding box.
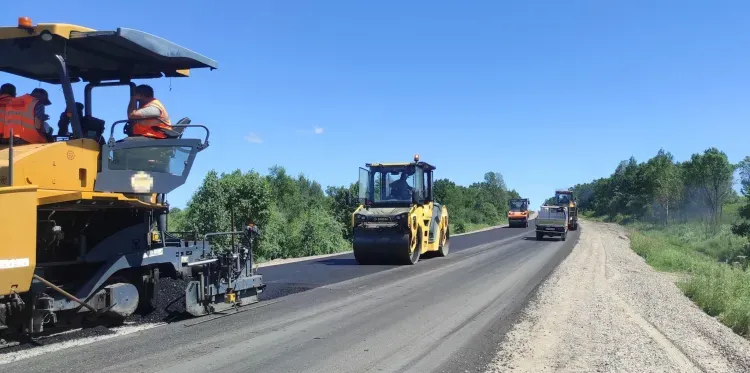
[488,220,750,373]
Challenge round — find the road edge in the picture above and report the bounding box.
[438,222,581,373]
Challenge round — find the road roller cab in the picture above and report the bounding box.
[553,190,578,230]
[508,198,530,228]
[351,154,450,265]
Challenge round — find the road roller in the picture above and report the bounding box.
[350,154,450,265]
[0,17,264,344]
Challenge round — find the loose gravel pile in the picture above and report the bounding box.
[488,220,750,373]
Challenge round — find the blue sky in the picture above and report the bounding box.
[3,1,750,209]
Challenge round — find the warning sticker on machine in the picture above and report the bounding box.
[143,248,164,259]
[0,258,30,269]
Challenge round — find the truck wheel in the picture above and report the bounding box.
[536,232,543,240]
[561,232,567,241]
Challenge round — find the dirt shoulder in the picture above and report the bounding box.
[488,220,750,373]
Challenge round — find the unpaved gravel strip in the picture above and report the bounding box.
[488,220,750,373]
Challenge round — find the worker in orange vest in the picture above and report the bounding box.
[0,83,16,140]
[3,87,52,144]
[126,84,173,139]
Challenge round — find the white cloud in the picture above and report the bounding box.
[244,132,263,144]
[295,126,325,135]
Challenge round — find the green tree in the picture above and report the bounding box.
[167,207,187,232]
[288,207,350,257]
[184,170,227,235]
[645,149,682,224]
[731,156,750,238]
[683,148,735,227]
[735,156,750,196]
[326,183,359,241]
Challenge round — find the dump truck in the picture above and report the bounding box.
[535,205,568,241]
[552,190,578,230]
[0,17,264,342]
[507,198,530,227]
[350,154,450,265]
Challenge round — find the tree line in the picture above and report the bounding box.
[564,147,750,232]
[167,167,521,262]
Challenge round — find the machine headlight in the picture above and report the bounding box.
[355,214,367,221]
[394,212,408,221]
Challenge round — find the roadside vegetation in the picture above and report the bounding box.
[569,147,750,337]
[167,167,520,263]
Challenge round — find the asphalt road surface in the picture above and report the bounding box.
[4,220,579,373]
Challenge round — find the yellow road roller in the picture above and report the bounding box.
[351,155,449,265]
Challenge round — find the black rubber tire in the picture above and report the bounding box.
[436,226,450,257]
[536,232,543,240]
[561,232,567,241]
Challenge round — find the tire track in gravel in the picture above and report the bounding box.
[487,220,750,373]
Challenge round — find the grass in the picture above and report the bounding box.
[602,205,750,338]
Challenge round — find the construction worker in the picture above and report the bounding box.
[57,102,84,137]
[390,172,413,199]
[3,88,52,144]
[0,83,16,140]
[126,84,173,139]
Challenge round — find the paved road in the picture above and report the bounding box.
[259,220,545,299]
[4,221,579,373]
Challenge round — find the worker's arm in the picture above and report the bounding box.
[127,96,137,118]
[34,104,46,130]
[128,105,161,120]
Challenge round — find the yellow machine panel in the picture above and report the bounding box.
[0,186,38,294]
[0,139,100,190]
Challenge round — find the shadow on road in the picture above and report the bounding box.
[522,236,564,242]
[316,258,361,266]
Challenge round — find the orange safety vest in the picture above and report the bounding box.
[0,94,13,138]
[3,94,47,144]
[131,99,172,139]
